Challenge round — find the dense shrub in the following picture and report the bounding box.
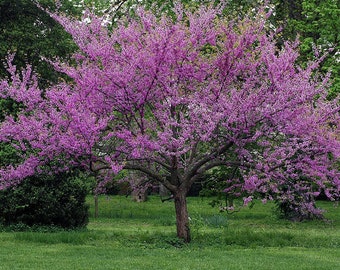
[0,171,89,229]
[275,198,324,222]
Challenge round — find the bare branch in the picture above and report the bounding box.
[123,162,177,192]
[185,141,234,181]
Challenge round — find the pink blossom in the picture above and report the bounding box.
[0,4,339,222]
[243,196,253,206]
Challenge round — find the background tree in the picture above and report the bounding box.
[0,4,339,242]
[0,0,80,83]
[274,0,339,98]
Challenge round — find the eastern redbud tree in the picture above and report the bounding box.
[0,4,339,242]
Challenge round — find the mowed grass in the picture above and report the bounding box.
[0,196,340,270]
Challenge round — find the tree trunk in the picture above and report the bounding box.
[174,190,191,243]
[94,194,99,219]
[132,188,148,202]
[159,183,170,197]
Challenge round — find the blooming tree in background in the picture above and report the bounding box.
[0,4,339,242]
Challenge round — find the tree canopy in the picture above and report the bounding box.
[0,3,339,242]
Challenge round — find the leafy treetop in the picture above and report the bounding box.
[0,3,339,241]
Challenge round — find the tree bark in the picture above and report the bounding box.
[174,190,191,243]
[159,183,170,197]
[94,194,99,219]
[132,188,148,202]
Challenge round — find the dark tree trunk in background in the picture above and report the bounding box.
[94,194,99,218]
[159,183,170,197]
[132,188,148,202]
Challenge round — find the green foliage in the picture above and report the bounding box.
[274,0,340,97]
[0,0,79,83]
[0,171,89,229]
[199,166,244,213]
[0,143,19,167]
[0,98,23,121]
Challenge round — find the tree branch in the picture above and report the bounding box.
[123,162,177,192]
[185,141,234,181]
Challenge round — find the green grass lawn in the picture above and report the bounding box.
[0,195,339,269]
